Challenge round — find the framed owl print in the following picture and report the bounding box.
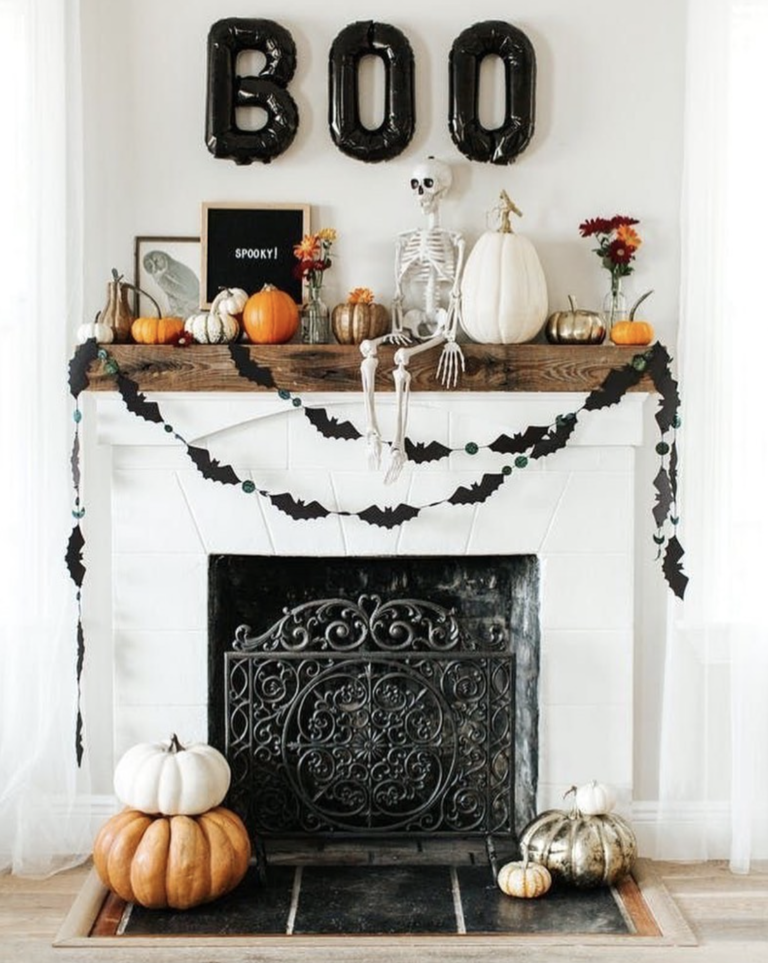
[133,236,202,318]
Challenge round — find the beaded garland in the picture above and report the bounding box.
[65,339,687,762]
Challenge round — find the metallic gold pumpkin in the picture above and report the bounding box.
[519,807,637,888]
[331,302,390,344]
[545,295,606,345]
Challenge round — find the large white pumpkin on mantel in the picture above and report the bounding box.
[113,733,231,816]
[460,191,548,344]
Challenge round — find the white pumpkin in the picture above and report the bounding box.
[460,192,548,344]
[572,780,618,816]
[76,316,114,344]
[497,859,552,899]
[184,288,246,344]
[113,733,231,816]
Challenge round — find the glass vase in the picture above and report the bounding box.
[602,276,628,335]
[300,284,330,344]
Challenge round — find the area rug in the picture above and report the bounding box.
[55,857,697,948]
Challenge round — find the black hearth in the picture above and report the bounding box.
[208,555,540,845]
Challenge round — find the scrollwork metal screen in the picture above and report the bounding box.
[225,594,520,837]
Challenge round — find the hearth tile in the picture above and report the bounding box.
[113,470,203,554]
[457,867,631,934]
[542,473,633,554]
[113,553,207,630]
[466,471,567,555]
[176,470,274,553]
[293,865,457,934]
[114,629,206,706]
[540,630,632,706]
[539,702,633,788]
[122,866,294,935]
[539,554,632,630]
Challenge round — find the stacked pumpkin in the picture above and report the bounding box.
[497,779,637,899]
[93,735,251,910]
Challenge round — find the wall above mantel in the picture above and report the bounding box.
[85,344,654,394]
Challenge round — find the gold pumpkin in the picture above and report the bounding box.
[545,295,606,345]
[331,301,390,344]
[92,807,251,909]
[497,859,552,898]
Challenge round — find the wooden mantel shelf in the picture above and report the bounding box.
[86,343,653,393]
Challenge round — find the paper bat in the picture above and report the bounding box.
[186,445,241,485]
[65,524,86,588]
[448,473,506,506]
[228,344,276,388]
[530,415,577,459]
[269,491,331,520]
[583,365,643,411]
[304,407,362,441]
[653,467,673,528]
[489,426,549,455]
[68,339,100,397]
[117,374,164,424]
[663,536,688,600]
[357,504,421,528]
[405,439,452,464]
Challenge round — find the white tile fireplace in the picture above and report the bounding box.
[80,386,646,816]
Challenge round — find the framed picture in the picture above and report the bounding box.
[134,236,202,319]
[201,202,309,307]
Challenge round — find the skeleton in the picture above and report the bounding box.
[360,158,466,482]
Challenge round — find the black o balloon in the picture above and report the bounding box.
[206,18,299,165]
[329,21,415,163]
[449,20,536,165]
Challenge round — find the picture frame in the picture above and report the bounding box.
[134,236,202,319]
[201,202,309,307]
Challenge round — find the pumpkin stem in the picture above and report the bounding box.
[168,733,185,753]
[629,289,653,321]
[497,189,523,234]
[567,295,577,313]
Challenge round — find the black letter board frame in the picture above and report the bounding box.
[201,202,309,307]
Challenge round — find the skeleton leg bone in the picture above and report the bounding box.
[360,338,384,469]
[385,334,446,484]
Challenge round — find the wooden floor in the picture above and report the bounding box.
[2,860,768,963]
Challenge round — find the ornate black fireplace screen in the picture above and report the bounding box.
[214,556,540,843]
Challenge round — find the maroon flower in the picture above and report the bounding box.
[610,215,640,229]
[606,239,634,265]
[171,329,194,348]
[578,217,613,237]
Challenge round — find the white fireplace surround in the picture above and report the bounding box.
[80,387,646,822]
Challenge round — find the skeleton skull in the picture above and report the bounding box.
[410,157,452,215]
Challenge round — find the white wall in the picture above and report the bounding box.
[79,0,688,804]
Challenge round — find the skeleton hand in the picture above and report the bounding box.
[436,341,465,389]
[387,297,412,346]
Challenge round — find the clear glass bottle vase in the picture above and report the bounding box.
[602,276,628,335]
[300,283,330,344]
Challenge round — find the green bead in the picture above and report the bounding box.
[514,455,528,469]
[278,389,291,400]
[502,465,512,476]
[465,442,479,455]
[97,348,108,361]
[292,397,302,407]
[673,415,682,429]
[242,480,256,494]
[71,508,85,519]
[164,424,174,433]
[656,442,670,456]
[104,360,119,375]
[632,355,647,371]
[73,409,82,423]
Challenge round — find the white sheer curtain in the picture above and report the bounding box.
[659,0,768,871]
[0,0,91,875]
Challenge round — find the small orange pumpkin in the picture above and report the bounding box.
[610,290,654,346]
[242,284,299,344]
[131,315,185,345]
[92,807,251,909]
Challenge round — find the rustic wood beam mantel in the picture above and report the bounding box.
[85,343,654,393]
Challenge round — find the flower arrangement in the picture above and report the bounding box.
[578,215,642,285]
[293,228,337,293]
[346,286,374,304]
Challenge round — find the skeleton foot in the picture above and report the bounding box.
[385,447,407,485]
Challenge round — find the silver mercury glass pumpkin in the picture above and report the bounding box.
[545,295,606,344]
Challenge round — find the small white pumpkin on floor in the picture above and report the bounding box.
[113,733,231,815]
[496,858,552,899]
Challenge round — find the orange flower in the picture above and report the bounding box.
[615,224,642,249]
[348,287,374,304]
[293,234,319,260]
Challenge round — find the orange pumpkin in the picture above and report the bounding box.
[242,284,299,344]
[610,290,654,345]
[131,316,185,345]
[92,807,251,910]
